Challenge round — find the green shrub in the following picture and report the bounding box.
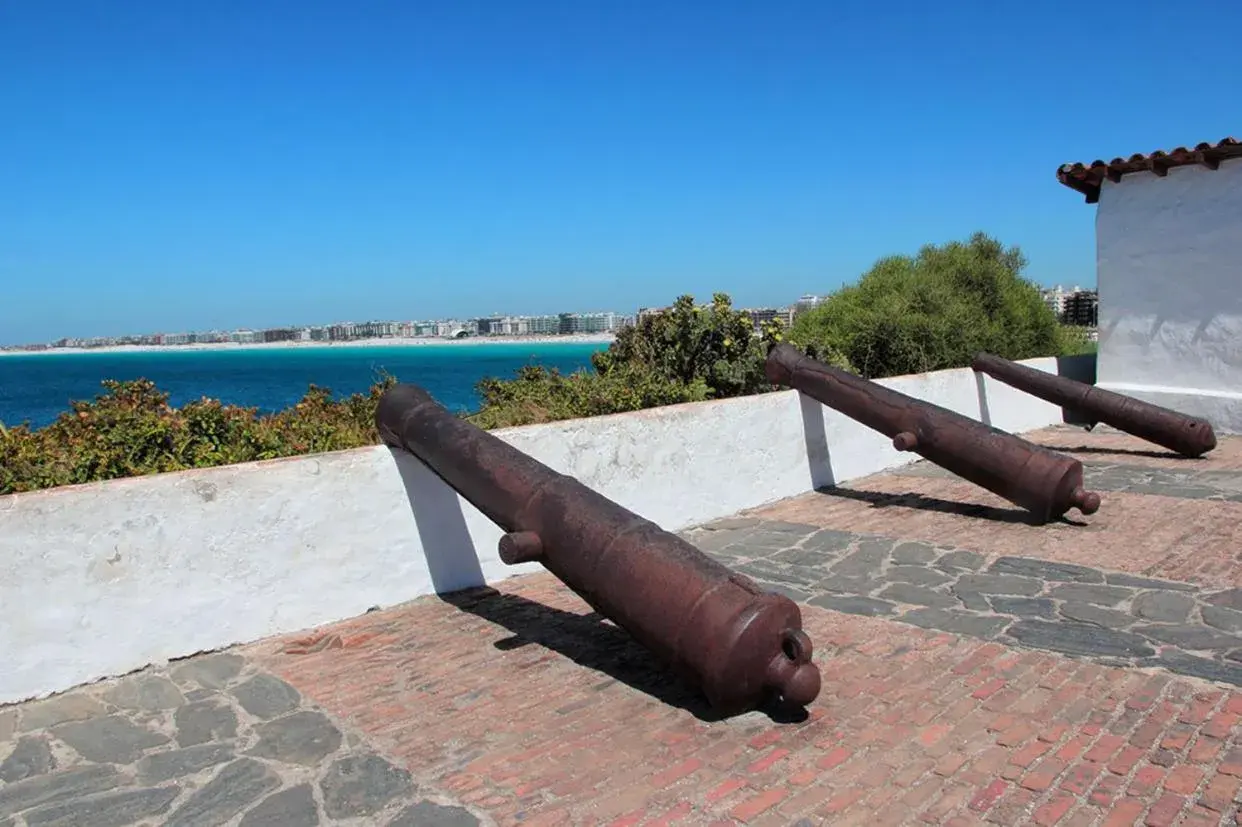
[592,292,777,397]
[0,377,396,495]
[468,292,791,428]
[465,363,710,429]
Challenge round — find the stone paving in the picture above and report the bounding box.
[753,437,1242,591]
[681,518,1242,689]
[0,652,484,826]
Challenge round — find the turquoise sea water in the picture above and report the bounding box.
[0,342,608,430]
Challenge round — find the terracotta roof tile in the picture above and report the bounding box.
[1056,137,1241,203]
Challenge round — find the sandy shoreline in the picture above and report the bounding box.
[0,333,617,357]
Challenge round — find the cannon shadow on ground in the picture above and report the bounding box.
[390,449,811,724]
[440,586,810,724]
[809,484,1049,525]
[801,368,1073,525]
[1037,442,1184,460]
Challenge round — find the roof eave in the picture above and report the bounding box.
[1055,137,1240,205]
[1056,167,1101,204]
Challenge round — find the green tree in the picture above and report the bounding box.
[789,232,1071,378]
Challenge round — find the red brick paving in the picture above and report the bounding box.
[242,426,1242,825]
[250,571,1242,826]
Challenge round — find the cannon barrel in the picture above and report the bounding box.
[971,352,1217,459]
[766,343,1101,522]
[375,383,821,716]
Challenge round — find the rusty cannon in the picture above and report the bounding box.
[375,382,822,716]
[971,352,1217,459]
[766,343,1102,523]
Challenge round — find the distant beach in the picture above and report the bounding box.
[0,338,611,429]
[0,332,616,357]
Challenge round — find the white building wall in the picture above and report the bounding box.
[0,359,1071,705]
[1095,158,1242,431]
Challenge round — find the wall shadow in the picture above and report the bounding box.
[1055,352,1097,384]
[440,587,810,725]
[1053,352,1098,427]
[389,447,486,594]
[974,371,993,427]
[812,485,1075,526]
[798,393,837,489]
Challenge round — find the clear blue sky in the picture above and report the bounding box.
[1,1,1237,344]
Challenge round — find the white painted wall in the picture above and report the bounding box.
[0,358,1069,705]
[1095,157,1242,432]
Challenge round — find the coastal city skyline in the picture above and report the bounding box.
[1,297,812,352]
[1,286,1099,352]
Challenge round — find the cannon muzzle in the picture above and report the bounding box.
[766,343,1101,522]
[375,383,822,716]
[971,352,1216,459]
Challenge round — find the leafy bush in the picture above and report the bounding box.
[789,232,1074,379]
[592,293,777,397]
[464,363,710,429]
[469,292,790,428]
[0,377,396,495]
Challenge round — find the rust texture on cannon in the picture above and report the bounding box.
[766,343,1101,523]
[375,383,821,716]
[971,352,1217,459]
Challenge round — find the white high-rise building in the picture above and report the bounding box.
[793,295,822,319]
[1039,284,1084,317]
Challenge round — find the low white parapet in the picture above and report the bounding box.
[0,356,1079,704]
